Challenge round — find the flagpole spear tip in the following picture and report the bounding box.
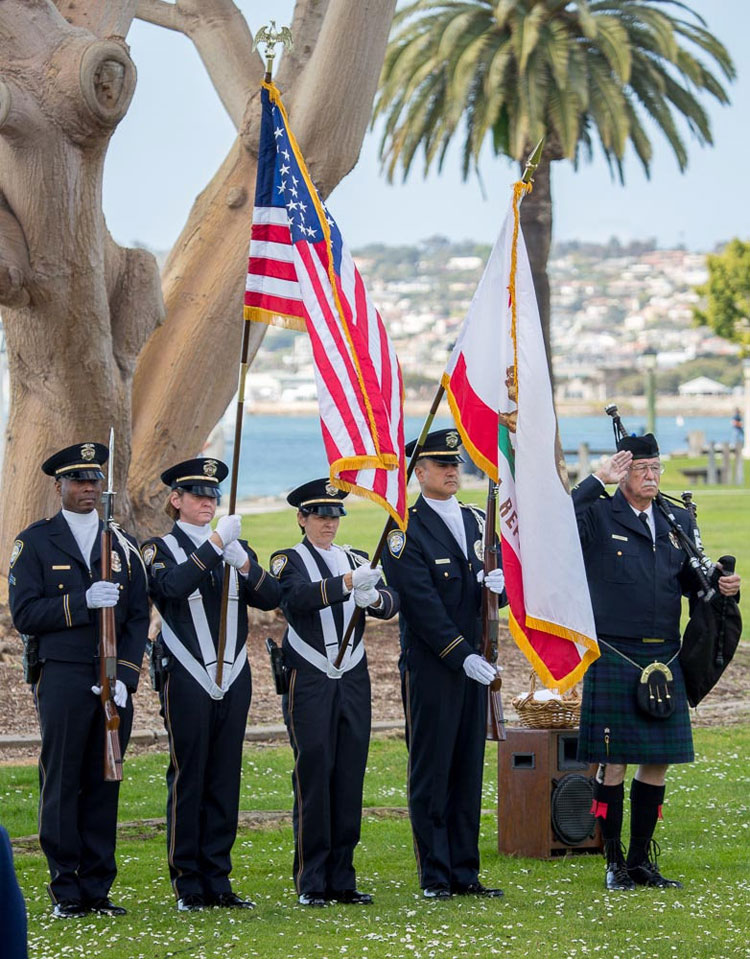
[521,137,545,184]
[253,21,294,82]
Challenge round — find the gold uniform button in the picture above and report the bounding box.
[617,551,622,556]
[444,572,449,577]
[58,584,64,589]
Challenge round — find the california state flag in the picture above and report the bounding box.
[442,182,599,692]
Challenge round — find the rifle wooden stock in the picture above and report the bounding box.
[481,480,505,742]
[99,523,123,782]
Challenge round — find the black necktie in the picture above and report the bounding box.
[638,512,651,538]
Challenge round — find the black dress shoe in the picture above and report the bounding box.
[52,900,90,919]
[210,891,256,909]
[423,885,452,900]
[605,862,636,891]
[453,882,504,899]
[87,897,127,916]
[328,889,373,905]
[177,894,206,912]
[627,860,683,888]
[298,891,328,907]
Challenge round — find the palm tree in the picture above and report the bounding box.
[374,0,735,367]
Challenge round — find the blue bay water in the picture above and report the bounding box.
[225,413,735,500]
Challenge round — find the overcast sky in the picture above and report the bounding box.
[103,0,749,253]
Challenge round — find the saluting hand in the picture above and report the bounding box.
[595,450,633,485]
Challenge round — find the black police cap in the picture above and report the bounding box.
[405,428,464,464]
[287,478,348,516]
[616,433,659,459]
[41,442,108,480]
[160,457,228,499]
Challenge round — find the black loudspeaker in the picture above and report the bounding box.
[497,727,602,858]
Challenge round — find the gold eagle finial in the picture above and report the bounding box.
[254,21,294,77]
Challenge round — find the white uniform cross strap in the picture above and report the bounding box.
[157,534,244,699]
[285,542,364,679]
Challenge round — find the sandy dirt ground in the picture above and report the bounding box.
[1,607,747,764]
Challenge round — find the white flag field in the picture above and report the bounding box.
[442,182,599,691]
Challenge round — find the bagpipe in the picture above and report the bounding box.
[605,405,742,707]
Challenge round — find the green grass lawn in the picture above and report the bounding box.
[4,727,750,959]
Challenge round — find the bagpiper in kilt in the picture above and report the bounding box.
[572,432,741,892]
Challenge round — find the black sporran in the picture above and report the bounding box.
[636,662,675,719]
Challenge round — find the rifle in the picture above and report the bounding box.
[481,479,505,741]
[99,427,123,782]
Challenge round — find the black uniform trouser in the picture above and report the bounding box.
[282,664,371,895]
[161,661,252,898]
[35,660,133,903]
[403,651,485,891]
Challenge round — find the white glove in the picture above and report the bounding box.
[91,679,128,708]
[222,540,248,569]
[463,653,496,686]
[351,564,380,589]
[353,586,380,608]
[85,581,119,609]
[214,513,241,547]
[482,568,505,594]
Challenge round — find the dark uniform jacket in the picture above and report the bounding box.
[143,525,280,658]
[9,511,148,690]
[271,539,397,670]
[382,495,493,670]
[572,475,696,641]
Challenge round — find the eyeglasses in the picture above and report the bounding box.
[629,463,664,475]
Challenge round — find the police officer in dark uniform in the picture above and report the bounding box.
[270,479,398,907]
[143,458,280,912]
[1,824,28,957]
[573,433,741,890]
[8,443,149,918]
[381,430,506,900]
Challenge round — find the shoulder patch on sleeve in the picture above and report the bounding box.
[10,539,24,568]
[271,554,288,578]
[141,543,157,566]
[387,529,406,559]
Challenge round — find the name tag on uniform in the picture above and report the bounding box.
[434,558,451,565]
[51,564,71,570]
[611,535,628,542]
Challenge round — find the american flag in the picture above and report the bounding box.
[244,82,407,529]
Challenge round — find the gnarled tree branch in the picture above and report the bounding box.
[136,0,260,129]
[55,0,141,38]
[285,0,398,193]
[275,0,331,91]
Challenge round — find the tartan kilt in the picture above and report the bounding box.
[577,635,694,765]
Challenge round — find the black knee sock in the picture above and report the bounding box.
[592,781,624,862]
[627,779,665,867]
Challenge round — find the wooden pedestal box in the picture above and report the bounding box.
[497,727,602,859]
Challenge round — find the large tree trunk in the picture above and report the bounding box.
[0,0,398,593]
[0,1,163,551]
[519,150,554,377]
